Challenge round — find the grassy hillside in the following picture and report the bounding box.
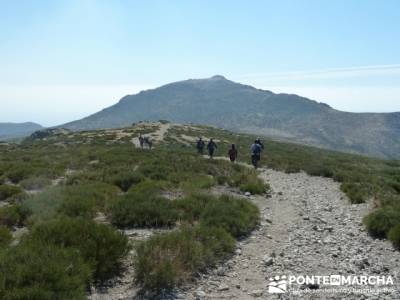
[0,123,265,298]
[0,122,399,297]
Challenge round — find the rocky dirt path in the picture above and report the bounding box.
[88,164,400,300]
[180,169,400,300]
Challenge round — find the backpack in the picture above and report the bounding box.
[251,144,262,155]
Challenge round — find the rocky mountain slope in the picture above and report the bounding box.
[0,122,43,140]
[60,75,400,158]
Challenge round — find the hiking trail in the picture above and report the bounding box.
[180,167,400,300]
[89,159,400,300]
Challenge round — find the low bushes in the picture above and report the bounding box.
[134,225,235,291]
[127,180,167,197]
[110,194,177,228]
[0,185,23,201]
[200,196,259,238]
[0,226,12,247]
[363,207,400,238]
[134,194,260,291]
[0,204,31,228]
[58,183,119,218]
[388,224,400,249]
[28,217,130,282]
[20,177,51,190]
[6,165,35,184]
[340,183,367,204]
[174,193,214,223]
[110,171,144,192]
[21,187,64,222]
[229,170,268,195]
[305,165,334,178]
[0,242,91,300]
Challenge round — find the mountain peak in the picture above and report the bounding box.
[210,75,227,80]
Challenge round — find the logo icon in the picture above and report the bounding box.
[330,275,341,286]
[268,275,287,294]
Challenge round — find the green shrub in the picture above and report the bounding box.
[6,166,34,184]
[388,224,400,249]
[239,181,268,195]
[333,171,349,182]
[20,177,51,190]
[28,217,130,282]
[341,183,367,204]
[285,165,301,174]
[0,242,90,300]
[174,194,214,223]
[21,187,64,223]
[127,180,167,197]
[111,171,144,192]
[0,226,12,247]
[110,194,177,228]
[58,183,119,218]
[0,185,23,201]
[139,164,173,181]
[363,208,400,238]
[0,204,31,227]
[180,175,215,190]
[59,196,97,218]
[200,196,260,238]
[134,225,235,291]
[229,170,267,195]
[306,165,334,178]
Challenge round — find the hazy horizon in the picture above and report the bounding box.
[1,0,400,126]
[2,74,400,127]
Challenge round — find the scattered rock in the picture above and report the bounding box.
[217,284,229,291]
[263,256,274,266]
[194,290,206,298]
[249,289,263,297]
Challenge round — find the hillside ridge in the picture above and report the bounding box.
[59,76,400,159]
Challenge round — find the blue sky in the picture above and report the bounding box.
[1,0,400,126]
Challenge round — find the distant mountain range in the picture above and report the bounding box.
[0,122,43,140]
[60,75,400,158]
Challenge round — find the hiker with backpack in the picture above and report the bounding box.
[207,139,218,158]
[228,144,238,162]
[196,137,205,154]
[251,140,262,168]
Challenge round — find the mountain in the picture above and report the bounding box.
[61,75,400,158]
[0,122,44,140]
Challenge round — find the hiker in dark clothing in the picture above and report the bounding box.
[196,137,205,154]
[251,140,262,168]
[207,139,218,158]
[138,135,144,148]
[228,144,238,162]
[144,136,153,149]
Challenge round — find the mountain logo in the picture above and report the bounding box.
[268,275,287,294]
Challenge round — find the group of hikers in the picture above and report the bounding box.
[138,133,264,168]
[138,134,153,149]
[196,137,265,168]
